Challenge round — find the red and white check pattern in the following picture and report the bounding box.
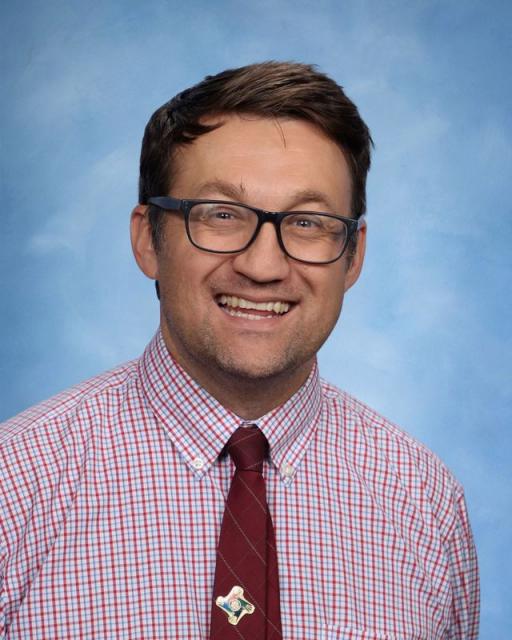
[0,330,479,639]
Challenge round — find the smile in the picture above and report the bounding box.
[217,295,291,320]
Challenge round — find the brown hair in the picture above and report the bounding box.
[139,61,373,250]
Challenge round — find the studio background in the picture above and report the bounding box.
[1,0,510,635]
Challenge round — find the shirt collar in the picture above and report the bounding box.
[139,329,323,484]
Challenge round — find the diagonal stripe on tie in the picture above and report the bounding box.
[210,425,283,639]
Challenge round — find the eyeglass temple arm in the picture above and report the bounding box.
[147,196,183,210]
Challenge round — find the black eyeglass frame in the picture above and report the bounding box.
[147,196,366,265]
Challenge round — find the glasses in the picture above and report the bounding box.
[147,196,366,265]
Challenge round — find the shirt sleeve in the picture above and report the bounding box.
[447,486,480,639]
[0,534,6,640]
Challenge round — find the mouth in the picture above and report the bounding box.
[217,294,292,320]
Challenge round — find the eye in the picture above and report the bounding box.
[283,213,347,240]
[293,217,320,229]
[206,208,247,225]
[285,214,325,233]
[190,203,253,229]
[213,210,236,220]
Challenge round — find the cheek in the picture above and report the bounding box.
[160,263,199,310]
[156,250,191,310]
[156,247,226,307]
[303,264,345,305]
[323,288,344,320]
[314,272,346,326]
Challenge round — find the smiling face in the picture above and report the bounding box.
[131,115,366,413]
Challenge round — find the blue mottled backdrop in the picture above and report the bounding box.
[1,0,510,634]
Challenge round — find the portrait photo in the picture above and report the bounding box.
[1,1,510,637]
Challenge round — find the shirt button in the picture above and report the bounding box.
[281,463,294,477]
[192,457,205,470]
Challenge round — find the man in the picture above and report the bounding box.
[0,62,478,639]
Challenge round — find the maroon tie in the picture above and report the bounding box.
[210,426,283,639]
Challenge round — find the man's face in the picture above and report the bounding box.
[132,115,365,395]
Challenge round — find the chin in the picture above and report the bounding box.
[213,349,307,382]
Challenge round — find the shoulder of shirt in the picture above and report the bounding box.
[319,376,464,496]
[0,358,140,447]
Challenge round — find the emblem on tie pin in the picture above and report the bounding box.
[215,585,255,625]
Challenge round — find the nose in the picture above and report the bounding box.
[232,221,291,283]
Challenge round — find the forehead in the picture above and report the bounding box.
[171,114,352,212]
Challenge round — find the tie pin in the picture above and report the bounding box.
[215,585,255,625]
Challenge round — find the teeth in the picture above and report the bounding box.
[224,308,274,320]
[218,295,290,314]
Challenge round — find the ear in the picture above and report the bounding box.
[343,223,366,293]
[130,204,159,279]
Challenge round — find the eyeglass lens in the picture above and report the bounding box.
[187,202,348,263]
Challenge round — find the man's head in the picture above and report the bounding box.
[138,61,372,252]
[131,62,372,416]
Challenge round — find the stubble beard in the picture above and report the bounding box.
[162,312,322,390]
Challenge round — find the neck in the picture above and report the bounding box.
[188,365,313,420]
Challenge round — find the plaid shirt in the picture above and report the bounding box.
[0,330,479,639]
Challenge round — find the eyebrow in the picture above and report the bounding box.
[195,179,247,201]
[195,180,338,212]
[288,188,337,212]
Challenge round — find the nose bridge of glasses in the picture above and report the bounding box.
[258,209,284,228]
[249,209,286,248]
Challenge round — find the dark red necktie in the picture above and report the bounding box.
[210,425,283,639]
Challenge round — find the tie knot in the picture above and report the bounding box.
[226,426,268,472]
